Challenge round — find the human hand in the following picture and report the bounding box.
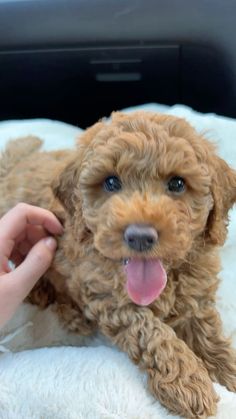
[0,203,63,328]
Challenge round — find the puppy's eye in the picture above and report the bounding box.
[104,176,122,192]
[167,176,185,194]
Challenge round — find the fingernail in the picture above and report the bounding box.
[44,237,57,251]
[7,260,15,271]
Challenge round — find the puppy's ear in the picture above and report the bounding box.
[110,111,127,121]
[76,121,105,147]
[53,121,105,214]
[52,158,80,216]
[206,156,236,245]
[52,158,92,250]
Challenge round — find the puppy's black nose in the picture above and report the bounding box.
[124,224,158,252]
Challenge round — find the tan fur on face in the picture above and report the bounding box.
[1,112,236,418]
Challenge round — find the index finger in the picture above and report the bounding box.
[0,203,63,242]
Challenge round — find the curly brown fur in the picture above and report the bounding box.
[1,112,236,418]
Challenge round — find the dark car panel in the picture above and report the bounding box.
[0,0,235,127]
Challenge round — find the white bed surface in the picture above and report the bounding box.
[0,104,236,419]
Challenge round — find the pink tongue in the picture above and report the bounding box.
[125,258,167,306]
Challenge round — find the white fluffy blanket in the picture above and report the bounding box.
[0,104,236,419]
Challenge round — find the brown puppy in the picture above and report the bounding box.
[0,112,236,418]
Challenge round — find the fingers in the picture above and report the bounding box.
[0,204,62,327]
[25,224,50,245]
[17,225,49,255]
[15,224,47,246]
[7,225,55,268]
[0,202,63,241]
[0,203,63,263]
[10,250,23,267]
[0,255,11,274]
[0,236,57,328]
[10,236,57,287]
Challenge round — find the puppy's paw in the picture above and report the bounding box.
[149,364,218,418]
[209,350,236,393]
[217,362,236,393]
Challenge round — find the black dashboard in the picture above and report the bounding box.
[0,0,235,127]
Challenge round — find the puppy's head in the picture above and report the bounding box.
[53,112,236,305]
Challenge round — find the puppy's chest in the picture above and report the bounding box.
[70,257,178,316]
[66,252,212,320]
[68,256,128,307]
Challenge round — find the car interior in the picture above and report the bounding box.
[0,0,236,128]
[0,2,236,418]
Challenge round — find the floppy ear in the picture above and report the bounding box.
[52,158,81,216]
[206,155,236,245]
[52,157,92,247]
[76,121,104,147]
[53,120,106,213]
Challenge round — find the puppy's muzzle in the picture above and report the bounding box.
[124,224,158,252]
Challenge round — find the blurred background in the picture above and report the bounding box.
[0,0,236,128]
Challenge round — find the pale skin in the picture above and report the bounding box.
[0,203,63,329]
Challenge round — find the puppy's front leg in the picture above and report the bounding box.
[98,306,218,418]
[175,306,236,392]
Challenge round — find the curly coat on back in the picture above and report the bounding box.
[1,112,236,418]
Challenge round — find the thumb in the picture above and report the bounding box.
[10,236,57,297]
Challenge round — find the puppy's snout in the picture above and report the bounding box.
[124,224,158,252]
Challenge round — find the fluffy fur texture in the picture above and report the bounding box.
[0,111,236,418]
